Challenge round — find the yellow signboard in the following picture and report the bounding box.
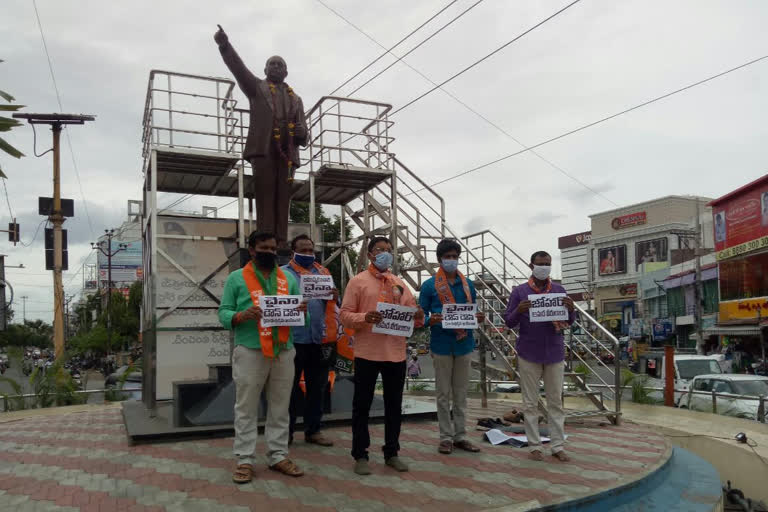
[719,297,768,323]
[717,235,768,261]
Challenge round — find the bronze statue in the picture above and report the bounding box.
[214,25,308,248]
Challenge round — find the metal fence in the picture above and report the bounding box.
[1,388,142,413]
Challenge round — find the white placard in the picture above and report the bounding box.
[528,293,568,322]
[441,303,478,329]
[372,302,417,338]
[300,274,335,300]
[260,295,305,327]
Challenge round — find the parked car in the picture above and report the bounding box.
[638,353,723,405]
[682,374,768,420]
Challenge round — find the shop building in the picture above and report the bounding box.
[588,195,712,337]
[558,231,591,307]
[708,174,768,369]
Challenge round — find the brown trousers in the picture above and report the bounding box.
[250,155,291,245]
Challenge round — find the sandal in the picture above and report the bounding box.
[438,440,453,454]
[552,451,571,462]
[453,440,481,453]
[232,463,254,484]
[269,458,304,477]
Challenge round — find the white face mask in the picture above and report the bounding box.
[532,265,551,280]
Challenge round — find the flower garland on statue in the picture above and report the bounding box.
[268,82,298,182]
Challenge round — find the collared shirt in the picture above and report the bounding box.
[340,269,420,363]
[282,263,332,344]
[419,274,477,356]
[503,281,576,365]
[218,265,303,351]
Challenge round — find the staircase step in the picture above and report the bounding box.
[558,390,603,398]
[565,410,620,419]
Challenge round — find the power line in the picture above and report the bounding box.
[325,0,461,96]
[323,0,616,205]
[391,0,583,116]
[419,54,768,192]
[32,0,96,240]
[345,0,487,98]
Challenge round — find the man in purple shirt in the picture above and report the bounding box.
[504,251,575,462]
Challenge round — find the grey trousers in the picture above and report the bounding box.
[433,352,471,442]
[518,356,566,453]
[232,344,295,466]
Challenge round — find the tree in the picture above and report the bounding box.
[0,320,53,349]
[0,60,25,176]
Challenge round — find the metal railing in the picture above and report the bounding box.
[1,387,142,412]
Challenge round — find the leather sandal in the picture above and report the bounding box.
[438,440,453,454]
[305,433,334,447]
[269,458,304,477]
[232,463,254,484]
[529,450,544,462]
[453,440,481,453]
[552,451,571,462]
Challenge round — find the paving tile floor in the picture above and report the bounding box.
[0,399,670,511]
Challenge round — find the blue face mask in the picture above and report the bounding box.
[294,253,315,268]
[441,258,458,273]
[373,251,393,271]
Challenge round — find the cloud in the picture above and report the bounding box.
[528,212,566,226]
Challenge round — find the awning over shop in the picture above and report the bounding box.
[663,266,718,290]
[703,325,762,336]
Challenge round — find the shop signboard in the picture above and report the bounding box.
[713,181,768,260]
[652,318,674,341]
[629,318,643,338]
[611,211,646,230]
[558,231,591,249]
[719,297,768,323]
[98,240,143,284]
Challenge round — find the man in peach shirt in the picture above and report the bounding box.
[340,237,424,475]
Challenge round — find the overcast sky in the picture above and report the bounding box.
[2,0,767,322]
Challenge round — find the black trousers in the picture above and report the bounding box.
[289,343,329,438]
[351,357,406,460]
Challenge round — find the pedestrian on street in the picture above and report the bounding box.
[407,353,421,379]
[419,238,484,455]
[283,233,337,448]
[340,236,424,475]
[218,231,308,483]
[503,250,575,462]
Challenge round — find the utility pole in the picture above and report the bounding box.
[64,294,75,343]
[20,295,28,324]
[694,200,704,354]
[13,113,95,359]
[92,230,127,356]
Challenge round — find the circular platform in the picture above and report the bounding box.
[0,400,683,511]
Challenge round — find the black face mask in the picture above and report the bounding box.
[254,251,277,268]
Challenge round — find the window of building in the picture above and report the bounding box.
[719,251,768,301]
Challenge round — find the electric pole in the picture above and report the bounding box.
[92,230,126,356]
[12,113,95,359]
[694,200,704,354]
[20,295,28,324]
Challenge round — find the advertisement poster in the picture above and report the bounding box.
[372,302,416,337]
[300,274,335,300]
[635,238,668,271]
[528,293,568,322]
[598,245,627,275]
[713,183,768,260]
[441,303,478,329]
[98,240,143,285]
[259,295,306,327]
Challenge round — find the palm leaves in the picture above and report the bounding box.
[0,59,25,176]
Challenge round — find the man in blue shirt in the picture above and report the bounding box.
[419,239,485,454]
[283,234,337,447]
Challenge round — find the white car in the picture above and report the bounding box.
[639,354,723,405]
[683,374,768,420]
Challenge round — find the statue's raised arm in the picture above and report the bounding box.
[214,25,260,97]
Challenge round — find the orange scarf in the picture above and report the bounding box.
[288,259,338,343]
[435,268,473,340]
[242,263,291,357]
[368,263,402,305]
[527,276,570,332]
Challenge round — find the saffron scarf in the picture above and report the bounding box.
[434,268,473,340]
[527,276,571,332]
[288,259,339,343]
[242,262,291,357]
[368,263,402,305]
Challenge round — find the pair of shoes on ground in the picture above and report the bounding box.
[354,456,409,475]
[476,417,510,429]
[529,450,571,462]
[439,439,481,454]
[233,458,304,483]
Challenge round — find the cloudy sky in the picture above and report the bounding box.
[2,0,767,322]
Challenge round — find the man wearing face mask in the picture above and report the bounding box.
[218,231,308,483]
[418,239,484,454]
[503,251,575,462]
[340,237,425,475]
[283,233,339,447]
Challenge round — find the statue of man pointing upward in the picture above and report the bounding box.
[214,25,309,250]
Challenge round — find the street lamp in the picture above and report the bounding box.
[91,229,128,356]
